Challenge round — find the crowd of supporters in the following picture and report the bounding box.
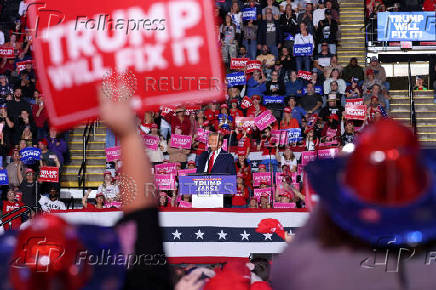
[94,0,393,211]
[0,0,69,230]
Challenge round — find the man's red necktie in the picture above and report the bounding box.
[208,151,215,173]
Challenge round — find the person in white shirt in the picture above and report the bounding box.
[39,187,66,212]
[280,0,299,13]
[276,146,298,172]
[294,22,314,72]
[97,172,120,201]
[228,2,243,35]
[313,0,326,29]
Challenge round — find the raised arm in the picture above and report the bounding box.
[99,89,156,213]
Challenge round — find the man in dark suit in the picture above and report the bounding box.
[196,133,236,207]
[196,133,236,175]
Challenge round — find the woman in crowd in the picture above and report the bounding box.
[82,191,106,209]
[324,68,346,95]
[276,146,297,172]
[220,14,238,66]
[146,123,168,165]
[233,173,249,208]
[294,22,314,72]
[96,171,119,202]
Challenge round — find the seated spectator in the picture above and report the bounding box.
[341,120,355,146]
[287,96,307,126]
[163,106,192,135]
[258,9,281,58]
[217,104,233,133]
[279,4,298,50]
[19,168,38,212]
[285,70,304,97]
[233,173,249,208]
[246,70,267,97]
[294,22,314,72]
[414,76,428,91]
[362,69,384,93]
[324,69,346,95]
[323,55,343,80]
[256,45,276,68]
[158,192,175,208]
[0,75,13,99]
[82,190,106,209]
[342,57,365,85]
[31,90,49,140]
[47,128,67,166]
[38,138,60,168]
[297,2,315,34]
[366,95,384,123]
[7,88,31,122]
[279,107,299,129]
[39,186,66,212]
[145,123,166,165]
[266,70,285,95]
[2,189,25,231]
[96,172,119,202]
[249,197,258,208]
[364,56,389,90]
[220,15,238,66]
[229,99,244,125]
[299,83,323,114]
[247,95,267,117]
[320,94,344,121]
[313,42,333,75]
[364,83,390,110]
[242,19,258,60]
[313,1,326,31]
[7,149,24,187]
[309,71,324,93]
[259,193,271,208]
[302,126,319,150]
[321,115,341,144]
[316,9,338,54]
[249,258,273,289]
[279,47,295,74]
[325,0,339,23]
[262,0,280,20]
[276,146,297,172]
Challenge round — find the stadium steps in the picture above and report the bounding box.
[390,90,436,147]
[60,124,107,188]
[337,0,366,67]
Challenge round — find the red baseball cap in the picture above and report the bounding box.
[252,95,261,101]
[221,103,228,109]
[284,107,291,114]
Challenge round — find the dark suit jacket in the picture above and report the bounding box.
[196,150,236,175]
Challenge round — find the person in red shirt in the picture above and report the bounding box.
[257,126,277,156]
[235,152,252,189]
[233,173,249,207]
[279,107,299,129]
[163,106,192,135]
[236,127,252,158]
[423,0,435,11]
[2,189,25,230]
[204,102,220,122]
[31,90,49,140]
[82,190,106,209]
[187,160,196,169]
[246,95,267,117]
[321,114,341,145]
[229,99,243,127]
[248,197,259,208]
[158,192,175,208]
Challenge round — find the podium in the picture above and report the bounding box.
[178,174,237,208]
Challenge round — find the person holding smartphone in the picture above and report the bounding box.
[37,138,60,168]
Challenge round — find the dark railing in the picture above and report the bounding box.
[77,121,96,199]
[0,206,33,228]
[408,60,417,135]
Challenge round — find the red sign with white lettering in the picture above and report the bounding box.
[0,47,14,58]
[28,0,224,129]
[39,166,59,183]
[230,58,249,70]
[345,104,367,120]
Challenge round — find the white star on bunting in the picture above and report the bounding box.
[240,230,250,241]
[195,230,205,240]
[217,230,228,240]
[172,230,182,240]
[263,233,273,240]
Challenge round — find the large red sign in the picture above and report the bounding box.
[28,0,224,129]
[39,166,59,183]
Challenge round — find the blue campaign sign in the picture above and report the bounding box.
[242,8,257,21]
[0,169,8,185]
[377,12,436,41]
[20,147,42,165]
[179,175,237,195]
[227,71,246,88]
[284,33,294,41]
[263,95,284,105]
[287,128,302,143]
[293,43,313,56]
[302,86,323,95]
